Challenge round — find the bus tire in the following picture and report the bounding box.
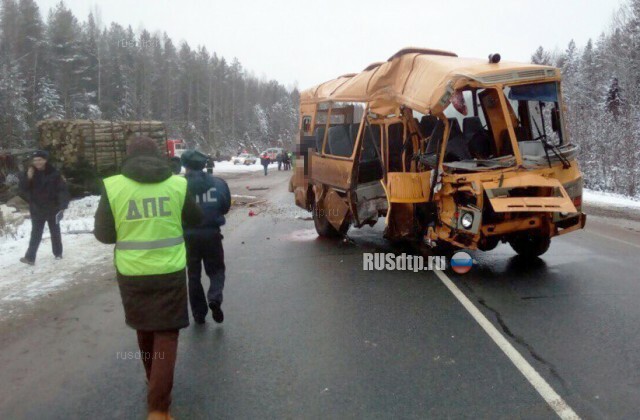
[432,240,458,257]
[312,202,348,238]
[508,234,550,258]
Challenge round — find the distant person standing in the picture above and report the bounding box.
[181,150,231,324]
[19,150,69,265]
[94,137,202,420]
[276,152,283,171]
[205,154,215,174]
[260,153,270,176]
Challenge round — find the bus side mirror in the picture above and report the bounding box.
[551,108,561,132]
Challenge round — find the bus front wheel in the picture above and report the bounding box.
[312,203,348,238]
[508,234,550,258]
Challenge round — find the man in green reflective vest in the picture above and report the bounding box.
[94,136,202,420]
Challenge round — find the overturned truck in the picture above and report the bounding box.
[291,47,586,257]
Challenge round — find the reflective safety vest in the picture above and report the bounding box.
[103,174,187,276]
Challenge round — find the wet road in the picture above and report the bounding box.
[1,170,639,419]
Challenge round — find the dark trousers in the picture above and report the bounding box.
[25,215,62,261]
[277,161,282,170]
[136,330,179,412]
[263,165,268,175]
[186,231,226,320]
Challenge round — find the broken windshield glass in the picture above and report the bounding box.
[505,82,563,147]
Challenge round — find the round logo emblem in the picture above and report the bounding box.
[450,251,473,274]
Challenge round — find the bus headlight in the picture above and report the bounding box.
[461,212,474,229]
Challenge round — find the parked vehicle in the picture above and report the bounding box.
[261,147,283,162]
[233,153,258,165]
[291,47,586,257]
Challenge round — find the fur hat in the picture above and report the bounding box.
[127,136,159,157]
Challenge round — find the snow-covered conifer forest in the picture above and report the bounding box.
[0,0,298,155]
[531,0,640,197]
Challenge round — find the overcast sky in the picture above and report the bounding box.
[38,0,625,89]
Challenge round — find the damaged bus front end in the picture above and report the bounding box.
[292,48,586,258]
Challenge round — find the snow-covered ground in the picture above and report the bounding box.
[0,196,112,320]
[584,189,640,210]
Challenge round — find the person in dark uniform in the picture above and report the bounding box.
[19,150,70,265]
[181,150,231,324]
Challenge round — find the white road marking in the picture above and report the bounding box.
[584,230,640,250]
[433,269,580,420]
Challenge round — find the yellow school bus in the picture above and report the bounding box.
[291,47,586,257]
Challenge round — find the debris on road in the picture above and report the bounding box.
[246,186,269,191]
[247,200,267,207]
[233,197,267,208]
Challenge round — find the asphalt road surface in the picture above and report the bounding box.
[1,168,639,419]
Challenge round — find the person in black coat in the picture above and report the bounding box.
[260,153,270,176]
[181,150,231,324]
[19,150,70,265]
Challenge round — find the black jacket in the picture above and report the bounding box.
[184,170,231,234]
[19,164,70,219]
[94,155,203,331]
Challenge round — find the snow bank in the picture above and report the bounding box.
[584,189,640,210]
[0,196,112,320]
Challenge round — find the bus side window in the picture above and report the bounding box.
[302,116,312,134]
[326,124,354,157]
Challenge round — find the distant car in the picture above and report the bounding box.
[233,153,257,165]
[260,147,283,162]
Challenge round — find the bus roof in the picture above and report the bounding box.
[300,47,560,115]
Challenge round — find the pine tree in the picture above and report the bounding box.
[0,0,19,60]
[46,1,85,117]
[606,77,622,119]
[35,76,63,120]
[16,0,44,122]
[531,46,551,65]
[0,63,29,148]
